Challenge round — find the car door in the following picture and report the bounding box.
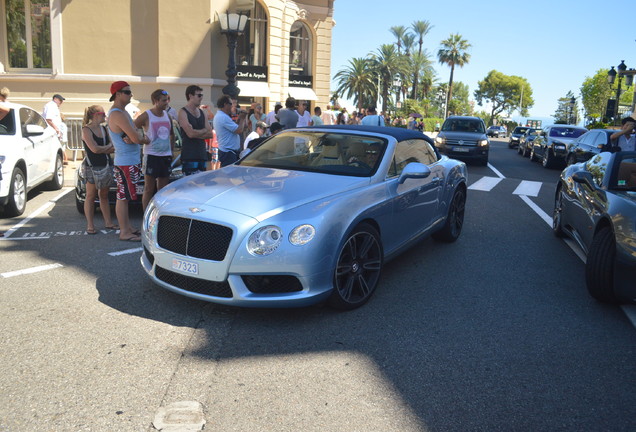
[569,153,612,250]
[19,107,53,185]
[573,131,596,161]
[386,139,442,248]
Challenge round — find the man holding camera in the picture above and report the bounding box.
[213,95,248,167]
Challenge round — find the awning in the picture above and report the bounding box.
[288,86,318,101]
[237,81,270,97]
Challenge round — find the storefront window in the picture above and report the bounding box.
[236,1,267,67]
[289,21,311,76]
[4,0,51,69]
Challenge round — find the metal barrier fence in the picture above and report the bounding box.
[65,117,84,161]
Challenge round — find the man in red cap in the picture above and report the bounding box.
[107,81,150,242]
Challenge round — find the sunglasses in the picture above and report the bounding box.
[161,90,168,95]
[119,90,132,95]
[195,93,204,97]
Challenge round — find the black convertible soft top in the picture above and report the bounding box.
[298,125,434,144]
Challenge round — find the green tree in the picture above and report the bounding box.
[437,34,471,119]
[334,58,376,111]
[370,44,408,113]
[410,20,433,99]
[389,25,408,104]
[553,91,580,124]
[447,81,472,116]
[580,68,633,122]
[474,70,534,125]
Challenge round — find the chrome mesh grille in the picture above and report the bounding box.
[157,216,233,261]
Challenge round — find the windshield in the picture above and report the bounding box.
[513,127,529,134]
[238,131,387,177]
[549,127,587,139]
[442,118,485,133]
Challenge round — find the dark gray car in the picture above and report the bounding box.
[434,116,489,165]
[553,151,636,303]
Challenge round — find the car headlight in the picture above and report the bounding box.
[247,225,282,256]
[435,136,445,145]
[143,200,159,234]
[478,139,489,147]
[289,224,315,246]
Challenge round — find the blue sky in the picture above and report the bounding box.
[330,0,635,122]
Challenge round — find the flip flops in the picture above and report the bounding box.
[86,228,98,235]
[120,236,141,242]
[105,225,120,230]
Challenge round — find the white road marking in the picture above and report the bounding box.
[468,176,503,192]
[487,163,506,179]
[513,180,542,197]
[1,188,74,240]
[1,263,64,278]
[109,247,143,256]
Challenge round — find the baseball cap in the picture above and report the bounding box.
[53,94,65,101]
[256,121,269,129]
[109,81,130,102]
[274,102,282,107]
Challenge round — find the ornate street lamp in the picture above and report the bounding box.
[607,60,628,124]
[216,11,248,99]
[569,96,576,125]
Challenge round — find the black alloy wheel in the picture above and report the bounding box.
[585,227,618,303]
[552,188,565,237]
[432,187,466,242]
[330,223,383,310]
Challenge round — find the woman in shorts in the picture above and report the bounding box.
[81,105,117,234]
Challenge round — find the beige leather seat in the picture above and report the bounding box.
[311,143,344,166]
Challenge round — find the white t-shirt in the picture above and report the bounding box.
[42,100,62,128]
[618,135,636,152]
[296,110,311,127]
[243,131,260,150]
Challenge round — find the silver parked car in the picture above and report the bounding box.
[141,126,468,310]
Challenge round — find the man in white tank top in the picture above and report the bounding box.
[134,89,175,211]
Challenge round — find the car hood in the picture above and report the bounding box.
[154,165,370,221]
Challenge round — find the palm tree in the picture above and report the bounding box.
[410,51,434,99]
[333,57,376,111]
[389,25,407,55]
[390,25,408,105]
[437,33,471,119]
[370,44,407,113]
[410,20,433,99]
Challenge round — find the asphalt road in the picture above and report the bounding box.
[1,138,635,431]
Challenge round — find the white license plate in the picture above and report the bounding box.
[172,258,198,275]
[453,147,470,152]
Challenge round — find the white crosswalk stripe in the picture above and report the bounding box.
[467,176,503,192]
[513,180,542,197]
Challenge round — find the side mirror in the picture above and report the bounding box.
[24,124,45,137]
[398,162,431,184]
[572,170,595,188]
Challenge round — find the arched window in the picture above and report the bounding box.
[289,21,311,76]
[236,2,267,67]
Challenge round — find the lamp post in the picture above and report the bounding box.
[217,11,248,99]
[607,60,634,124]
[569,96,576,125]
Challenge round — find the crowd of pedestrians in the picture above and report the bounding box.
[0,82,444,241]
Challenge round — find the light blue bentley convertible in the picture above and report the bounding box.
[141,125,467,309]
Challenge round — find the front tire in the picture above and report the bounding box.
[432,187,466,242]
[3,167,27,217]
[45,153,64,190]
[542,148,554,168]
[329,223,383,310]
[552,188,564,237]
[585,227,618,303]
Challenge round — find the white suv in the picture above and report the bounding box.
[0,102,65,216]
